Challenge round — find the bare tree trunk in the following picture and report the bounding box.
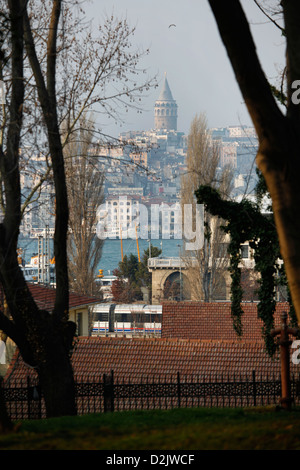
[64,117,104,296]
[37,334,77,417]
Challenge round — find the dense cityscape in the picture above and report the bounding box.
[19,75,259,239]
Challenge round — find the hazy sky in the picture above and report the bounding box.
[83,0,285,138]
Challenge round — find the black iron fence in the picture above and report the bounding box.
[3,371,300,420]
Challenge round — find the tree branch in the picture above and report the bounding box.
[47,0,61,101]
[253,0,285,34]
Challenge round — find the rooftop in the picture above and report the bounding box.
[26,283,101,312]
[157,75,175,102]
[4,335,290,384]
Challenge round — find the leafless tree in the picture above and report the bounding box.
[64,115,104,296]
[181,113,233,301]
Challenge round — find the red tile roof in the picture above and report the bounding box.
[4,336,295,384]
[162,302,288,342]
[4,301,299,386]
[27,283,101,312]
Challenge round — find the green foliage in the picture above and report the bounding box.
[228,240,244,336]
[119,253,140,286]
[137,245,162,291]
[195,173,293,355]
[112,244,161,302]
[270,84,287,108]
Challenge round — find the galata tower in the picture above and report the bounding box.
[154,74,178,131]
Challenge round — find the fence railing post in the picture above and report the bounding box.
[111,370,114,412]
[252,370,256,407]
[27,376,31,419]
[103,373,107,412]
[177,372,181,408]
[103,370,114,412]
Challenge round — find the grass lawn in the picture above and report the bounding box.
[0,406,300,450]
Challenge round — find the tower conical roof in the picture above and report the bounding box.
[157,75,174,101]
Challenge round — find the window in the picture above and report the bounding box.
[76,312,83,336]
[240,245,249,259]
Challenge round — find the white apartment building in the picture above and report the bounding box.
[97,195,142,239]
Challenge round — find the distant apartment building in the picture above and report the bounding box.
[210,125,258,195]
[94,146,126,167]
[97,194,181,241]
[97,195,142,239]
[219,141,238,168]
[107,187,144,197]
[130,151,148,168]
[227,126,257,139]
